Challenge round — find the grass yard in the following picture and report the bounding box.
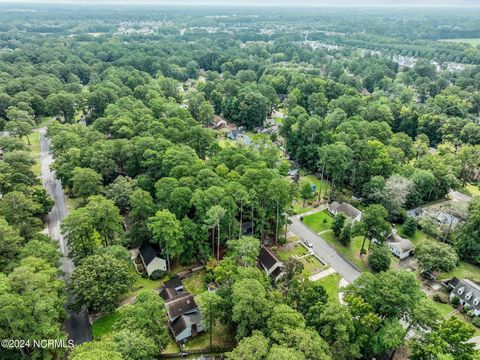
[183,323,235,351]
[120,266,164,301]
[317,273,342,303]
[302,211,333,233]
[300,174,330,196]
[65,196,83,212]
[462,183,480,198]
[276,243,308,261]
[294,204,314,214]
[438,261,480,283]
[394,224,432,246]
[162,339,181,354]
[322,231,369,272]
[92,311,120,339]
[300,255,326,275]
[183,271,207,295]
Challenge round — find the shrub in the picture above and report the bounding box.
[451,295,460,307]
[472,317,480,328]
[461,304,472,314]
[402,216,417,237]
[433,293,448,304]
[149,269,166,280]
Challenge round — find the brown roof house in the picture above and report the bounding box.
[328,201,363,222]
[258,246,285,282]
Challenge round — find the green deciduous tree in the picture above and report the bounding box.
[368,243,392,272]
[70,253,134,313]
[415,241,458,273]
[226,236,260,267]
[71,167,103,203]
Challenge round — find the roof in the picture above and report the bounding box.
[329,201,362,219]
[166,293,198,320]
[451,279,480,310]
[139,243,157,266]
[164,277,183,290]
[258,246,281,271]
[387,234,414,252]
[160,287,179,301]
[271,267,283,279]
[171,312,203,337]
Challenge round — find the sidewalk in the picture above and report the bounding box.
[309,267,336,281]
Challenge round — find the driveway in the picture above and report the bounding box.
[289,216,361,283]
[38,127,92,344]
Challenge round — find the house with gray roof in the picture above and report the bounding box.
[386,232,414,259]
[449,278,480,316]
[138,243,167,277]
[328,201,363,222]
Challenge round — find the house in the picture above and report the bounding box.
[159,277,185,301]
[449,278,480,316]
[213,118,227,129]
[165,293,199,322]
[406,207,423,218]
[386,232,414,260]
[258,246,284,282]
[138,243,167,277]
[328,201,363,222]
[437,211,460,229]
[170,312,204,342]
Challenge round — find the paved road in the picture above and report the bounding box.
[38,127,92,345]
[289,216,361,283]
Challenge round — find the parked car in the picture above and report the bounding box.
[304,240,313,248]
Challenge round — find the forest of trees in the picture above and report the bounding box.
[0,4,479,360]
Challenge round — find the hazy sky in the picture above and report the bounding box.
[0,0,480,6]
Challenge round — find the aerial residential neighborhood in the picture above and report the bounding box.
[0,1,480,360]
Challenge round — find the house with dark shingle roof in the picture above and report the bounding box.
[258,246,284,282]
[138,243,167,277]
[328,201,363,222]
[449,278,480,316]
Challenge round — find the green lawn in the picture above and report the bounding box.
[300,174,330,196]
[65,196,83,212]
[394,225,433,246]
[162,339,180,354]
[302,211,334,233]
[438,261,480,283]
[462,183,480,198]
[316,273,342,304]
[92,311,120,339]
[322,231,369,272]
[29,132,41,177]
[294,204,314,214]
[120,266,164,301]
[276,243,308,261]
[300,255,326,275]
[183,271,207,295]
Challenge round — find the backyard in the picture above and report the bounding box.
[276,240,326,276]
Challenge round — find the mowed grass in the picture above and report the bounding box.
[322,231,369,272]
[276,243,309,261]
[92,311,120,339]
[438,261,480,283]
[300,174,330,196]
[302,211,334,233]
[316,273,342,303]
[300,255,326,275]
[462,183,480,198]
[394,224,433,246]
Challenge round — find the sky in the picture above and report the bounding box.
[0,0,480,6]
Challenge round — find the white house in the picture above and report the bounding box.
[386,232,414,260]
[328,201,363,222]
[138,243,167,277]
[449,278,480,316]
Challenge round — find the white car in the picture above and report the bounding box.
[304,240,313,248]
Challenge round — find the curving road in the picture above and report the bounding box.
[38,127,92,344]
[289,215,361,283]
